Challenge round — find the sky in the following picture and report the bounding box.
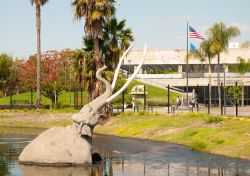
[0,0,250,58]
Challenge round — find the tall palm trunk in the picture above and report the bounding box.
[36,4,42,110]
[208,59,212,113]
[88,37,101,102]
[94,37,101,68]
[217,53,221,108]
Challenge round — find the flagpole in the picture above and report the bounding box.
[186,22,189,108]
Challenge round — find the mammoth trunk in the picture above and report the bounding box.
[86,66,112,114]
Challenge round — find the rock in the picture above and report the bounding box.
[19,126,92,165]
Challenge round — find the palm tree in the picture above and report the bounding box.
[102,18,134,70]
[30,0,49,110]
[189,39,216,112]
[72,18,134,102]
[231,57,250,106]
[72,0,115,101]
[207,22,240,108]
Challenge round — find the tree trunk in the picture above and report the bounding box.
[217,53,221,108]
[54,89,57,108]
[208,59,212,110]
[50,93,59,109]
[88,74,96,102]
[36,4,42,110]
[87,37,102,102]
[94,37,101,69]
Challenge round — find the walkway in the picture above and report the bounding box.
[153,106,250,117]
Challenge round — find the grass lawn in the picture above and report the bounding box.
[95,112,250,160]
[0,80,179,108]
[0,91,89,107]
[112,80,179,106]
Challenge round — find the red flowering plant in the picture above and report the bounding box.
[19,49,73,107]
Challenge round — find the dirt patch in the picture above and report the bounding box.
[154,127,184,136]
[0,112,73,123]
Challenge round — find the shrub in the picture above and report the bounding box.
[138,111,150,116]
[147,98,168,106]
[135,99,142,105]
[205,115,223,123]
[212,138,225,145]
[191,139,207,150]
[42,104,50,109]
[181,129,198,139]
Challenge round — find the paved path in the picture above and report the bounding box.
[153,106,250,117]
[119,106,250,117]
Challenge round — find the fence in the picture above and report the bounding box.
[0,88,85,110]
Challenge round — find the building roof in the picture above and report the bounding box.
[124,48,250,65]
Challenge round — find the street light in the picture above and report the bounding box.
[223,64,227,115]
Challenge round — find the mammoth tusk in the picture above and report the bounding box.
[106,43,147,103]
[111,43,135,90]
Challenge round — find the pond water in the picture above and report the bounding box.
[0,127,250,176]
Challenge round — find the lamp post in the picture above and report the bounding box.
[223,64,227,115]
[128,59,131,77]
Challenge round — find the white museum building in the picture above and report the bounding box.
[122,47,250,105]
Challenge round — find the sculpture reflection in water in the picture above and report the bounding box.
[20,151,114,176]
[20,154,242,176]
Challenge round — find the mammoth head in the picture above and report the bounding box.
[72,43,147,134]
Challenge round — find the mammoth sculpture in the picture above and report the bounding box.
[19,44,147,166]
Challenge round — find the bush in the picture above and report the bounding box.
[191,139,207,150]
[212,138,225,145]
[181,129,198,139]
[138,111,150,116]
[147,98,168,106]
[205,115,223,123]
[42,104,50,109]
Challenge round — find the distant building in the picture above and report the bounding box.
[229,42,240,49]
[122,48,250,105]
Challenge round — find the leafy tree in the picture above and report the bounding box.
[207,22,240,108]
[0,54,18,96]
[189,39,216,110]
[71,39,95,101]
[224,85,243,106]
[29,0,49,110]
[72,0,115,101]
[19,50,72,107]
[71,49,84,87]
[19,56,37,90]
[230,57,250,106]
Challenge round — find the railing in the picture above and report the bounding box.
[135,73,250,79]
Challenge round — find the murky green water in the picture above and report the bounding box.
[0,127,250,176]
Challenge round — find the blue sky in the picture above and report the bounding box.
[0,0,250,58]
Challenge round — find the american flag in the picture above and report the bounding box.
[189,26,204,40]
